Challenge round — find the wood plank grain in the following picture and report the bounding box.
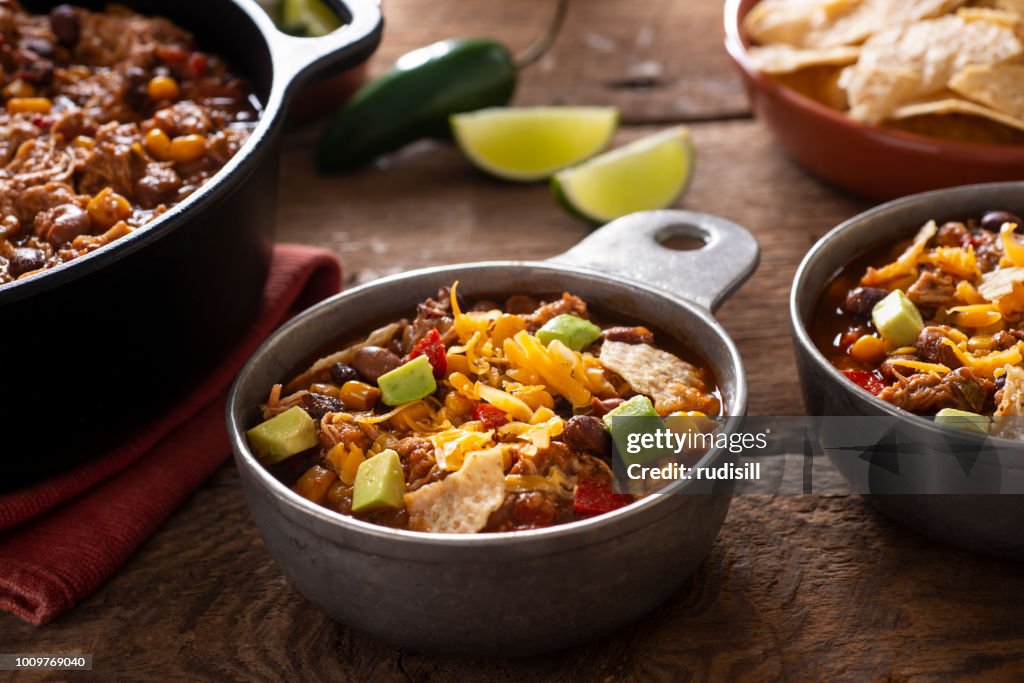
[2,469,1022,681]
[366,0,751,123]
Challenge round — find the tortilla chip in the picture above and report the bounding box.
[890,97,1024,132]
[598,341,706,414]
[814,0,967,46]
[978,267,1024,301]
[774,64,850,109]
[841,15,1022,122]
[745,0,969,48]
[995,0,1024,18]
[748,44,861,74]
[950,62,1024,119]
[404,447,506,534]
[957,6,1021,26]
[743,0,844,47]
[840,67,920,122]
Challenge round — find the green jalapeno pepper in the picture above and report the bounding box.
[317,0,567,171]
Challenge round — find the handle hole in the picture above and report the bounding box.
[655,224,710,251]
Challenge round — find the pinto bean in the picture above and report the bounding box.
[563,415,611,458]
[590,397,624,417]
[39,203,92,245]
[504,295,537,315]
[8,247,45,277]
[843,286,889,318]
[352,346,402,383]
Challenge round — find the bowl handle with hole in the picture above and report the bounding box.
[261,0,383,96]
[548,210,760,312]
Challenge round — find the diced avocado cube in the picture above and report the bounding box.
[536,314,602,351]
[935,408,989,435]
[352,449,406,513]
[377,355,437,406]
[246,405,319,464]
[602,395,666,466]
[871,290,923,348]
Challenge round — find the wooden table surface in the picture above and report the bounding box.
[3,1,1024,680]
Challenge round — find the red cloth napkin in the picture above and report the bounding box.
[0,244,342,625]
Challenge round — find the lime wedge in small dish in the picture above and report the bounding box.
[552,126,695,223]
[450,107,619,182]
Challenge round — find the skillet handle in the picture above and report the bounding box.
[548,210,760,312]
[265,0,383,94]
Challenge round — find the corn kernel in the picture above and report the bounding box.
[444,390,475,418]
[143,128,171,160]
[87,187,132,229]
[168,134,206,162]
[4,79,36,98]
[338,381,380,411]
[7,97,51,114]
[73,135,94,149]
[146,75,180,101]
[849,335,886,363]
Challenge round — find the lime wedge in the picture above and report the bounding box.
[450,107,619,182]
[278,0,342,37]
[552,126,695,223]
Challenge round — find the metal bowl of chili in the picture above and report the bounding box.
[791,182,1024,560]
[0,0,381,486]
[228,210,759,655]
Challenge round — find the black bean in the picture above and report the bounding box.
[123,66,149,110]
[995,374,1007,392]
[352,346,402,384]
[843,286,889,318]
[50,5,80,47]
[329,362,360,385]
[8,248,45,277]
[21,38,54,59]
[980,210,1023,232]
[17,59,53,86]
[563,415,611,458]
[301,392,344,420]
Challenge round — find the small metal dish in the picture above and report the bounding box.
[227,210,759,655]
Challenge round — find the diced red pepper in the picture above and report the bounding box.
[155,44,189,64]
[473,404,508,431]
[843,369,886,396]
[573,477,632,516]
[187,52,208,79]
[407,328,447,379]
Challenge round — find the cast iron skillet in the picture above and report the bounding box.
[227,210,760,655]
[791,182,1024,561]
[1,0,382,488]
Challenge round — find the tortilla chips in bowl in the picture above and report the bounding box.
[724,0,1024,200]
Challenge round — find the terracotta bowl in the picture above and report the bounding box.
[724,0,1024,201]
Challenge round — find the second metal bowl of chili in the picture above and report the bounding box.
[0,0,381,486]
[791,181,1024,561]
[227,210,760,656]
